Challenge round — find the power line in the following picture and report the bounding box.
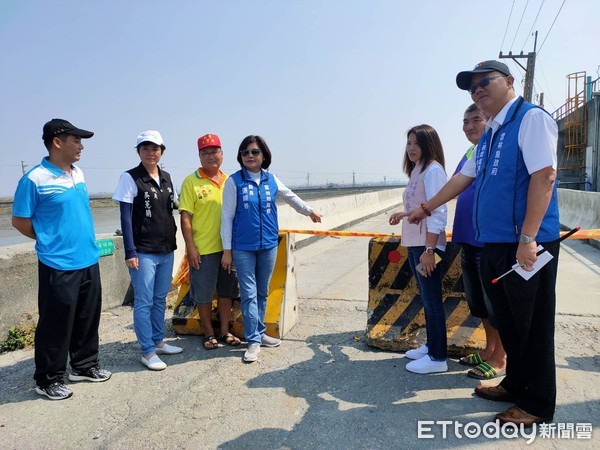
[507,60,525,91]
[538,0,567,54]
[535,61,557,110]
[534,78,555,110]
[500,0,517,51]
[509,0,530,50]
[521,0,546,51]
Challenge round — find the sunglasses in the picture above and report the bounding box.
[469,75,504,94]
[240,149,261,157]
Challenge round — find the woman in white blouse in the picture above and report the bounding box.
[389,124,448,374]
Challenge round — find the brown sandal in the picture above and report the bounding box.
[203,335,219,350]
[218,333,241,347]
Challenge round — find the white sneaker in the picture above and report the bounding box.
[405,344,428,360]
[243,343,261,362]
[141,354,167,371]
[155,343,183,355]
[261,334,281,348]
[405,355,448,374]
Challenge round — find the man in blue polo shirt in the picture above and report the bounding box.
[12,118,111,400]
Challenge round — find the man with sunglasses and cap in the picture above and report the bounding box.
[408,61,559,426]
[12,119,111,400]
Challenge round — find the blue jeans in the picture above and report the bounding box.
[233,247,278,345]
[129,252,174,356]
[407,246,447,360]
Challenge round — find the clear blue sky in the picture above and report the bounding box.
[1,0,598,197]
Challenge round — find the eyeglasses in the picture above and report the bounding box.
[200,149,221,157]
[469,75,504,94]
[240,149,261,157]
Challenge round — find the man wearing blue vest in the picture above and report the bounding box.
[12,119,111,400]
[408,60,559,426]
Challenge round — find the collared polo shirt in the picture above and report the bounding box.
[179,168,228,255]
[12,157,100,270]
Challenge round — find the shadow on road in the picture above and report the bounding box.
[219,330,567,448]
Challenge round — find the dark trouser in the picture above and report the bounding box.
[34,261,102,387]
[461,244,496,327]
[480,243,559,419]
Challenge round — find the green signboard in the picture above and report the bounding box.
[96,238,115,257]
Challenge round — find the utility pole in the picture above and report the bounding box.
[499,30,538,103]
[306,172,310,187]
[21,161,27,175]
[352,171,356,187]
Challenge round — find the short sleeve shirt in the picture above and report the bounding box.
[460,96,558,177]
[12,157,100,270]
[179,169,228,255]
[112,171,179,205]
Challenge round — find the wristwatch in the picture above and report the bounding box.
[519,234,535,244]
[425,247,436,255]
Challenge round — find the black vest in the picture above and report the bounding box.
[127,163,177,254]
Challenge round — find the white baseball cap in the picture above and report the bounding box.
[136,130,165,148]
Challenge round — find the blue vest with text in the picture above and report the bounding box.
[231,168,279,251]
[473,97,559,243]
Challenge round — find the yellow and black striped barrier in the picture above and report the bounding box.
[171,233,299,339]
[366,237,485,356]
[366,237,485,357]
[364,229,599,356]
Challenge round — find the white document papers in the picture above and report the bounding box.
[510,245,554,281]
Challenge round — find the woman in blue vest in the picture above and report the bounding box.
[221,135,322,363]
[113,130,182,371]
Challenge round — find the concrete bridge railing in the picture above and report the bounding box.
[558,188,600,249]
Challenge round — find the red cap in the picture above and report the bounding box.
[197,133,221,151]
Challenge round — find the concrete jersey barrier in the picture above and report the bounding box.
[0,234,131,340]
[558,188,600,249]
[278,188,404,245]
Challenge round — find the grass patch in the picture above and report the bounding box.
[0,324,36,353]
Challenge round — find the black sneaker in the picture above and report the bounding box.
[35,382,73,400]
[68,365,112,383]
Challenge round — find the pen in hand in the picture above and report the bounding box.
[491,226,580,284]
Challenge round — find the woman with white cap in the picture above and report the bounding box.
[112,131,182,370]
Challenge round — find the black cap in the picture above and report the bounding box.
[42,118,94,141]
[456,60,511,91]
